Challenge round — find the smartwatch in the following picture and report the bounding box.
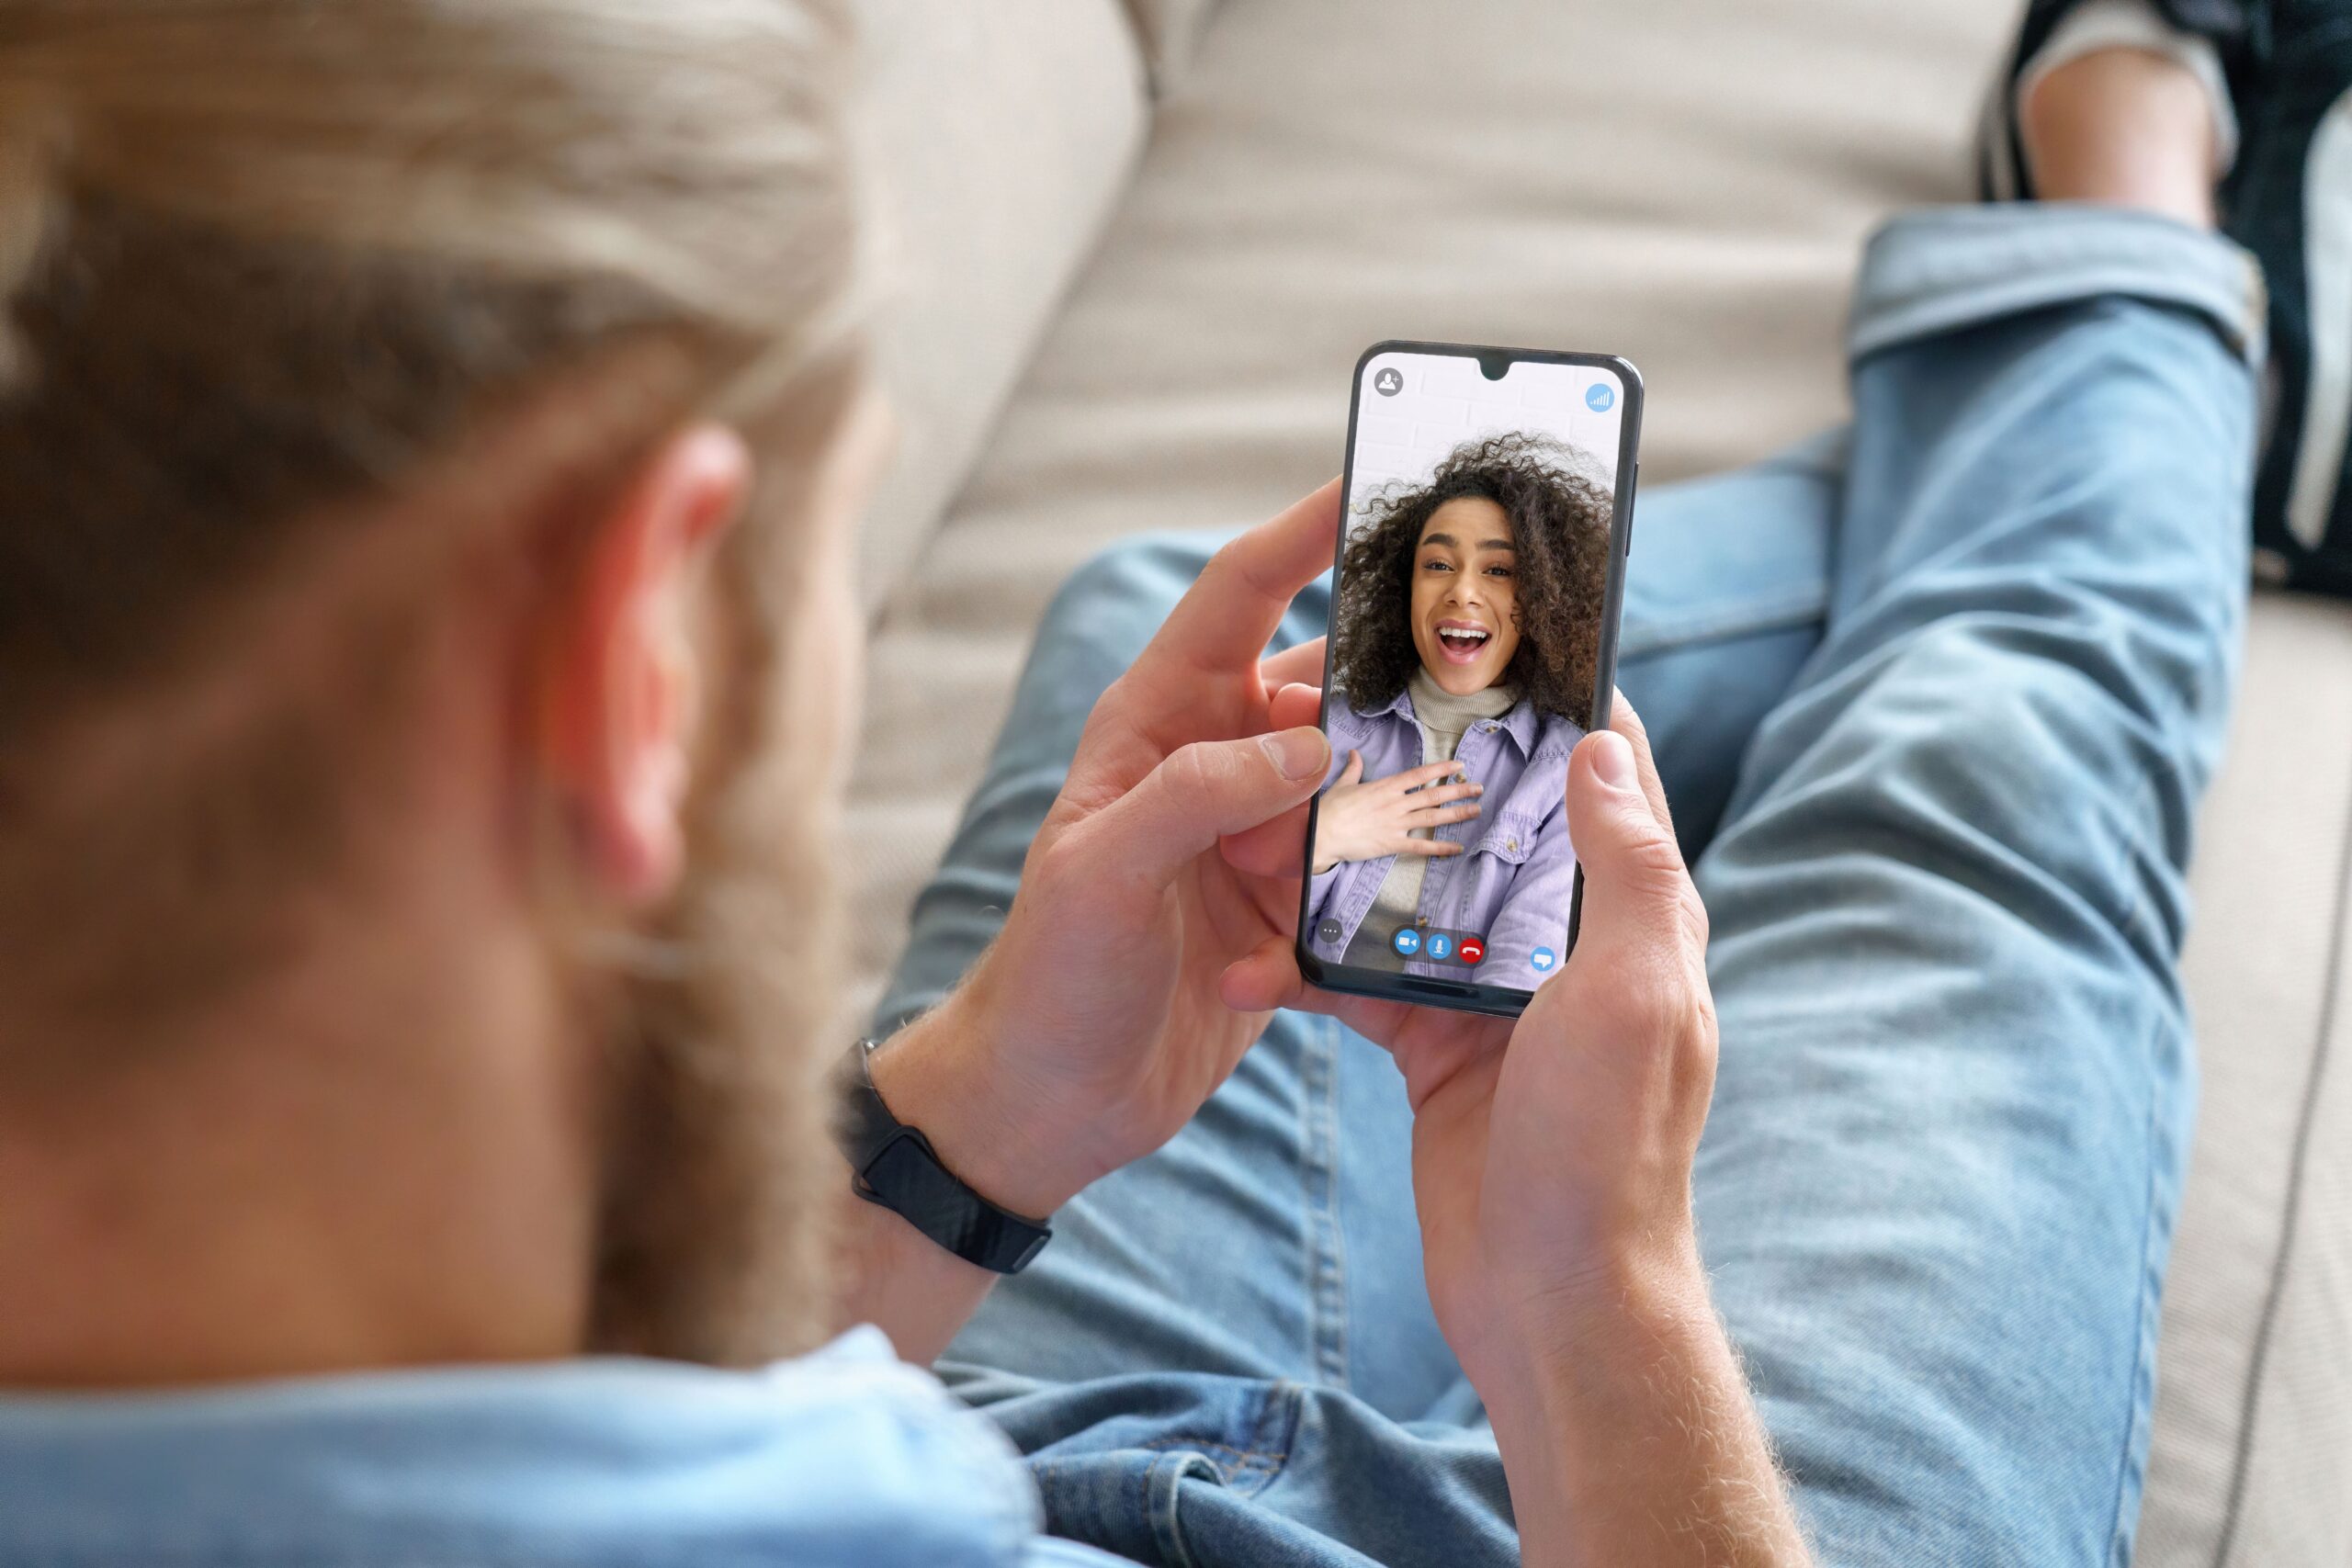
[833,1038,1053,1275]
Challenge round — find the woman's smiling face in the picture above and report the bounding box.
[1409,495,1521,695]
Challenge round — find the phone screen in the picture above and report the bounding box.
[1299,343,1637,1013]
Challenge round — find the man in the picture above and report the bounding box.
[0,0,2332,1562]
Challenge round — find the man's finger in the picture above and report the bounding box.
[1134,480,1340,680]
[1269,682,1323,733]
[1219,935,1413,1044]
[1220,801,1311,877]
[1260,637,1329,692]
[1334,749,1364,786]
[1091,725,1332,889]
[1219,934,1308,1014]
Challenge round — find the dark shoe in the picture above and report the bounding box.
[1981,0,2352,596]
[2220,0,2352,591]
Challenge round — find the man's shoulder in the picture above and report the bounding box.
[0,1329,1081,1568]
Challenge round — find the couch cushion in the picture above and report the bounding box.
[850,0,1145,613]
[2141,592,2352,1566]
[846,0,2352,1557]
[1117,0,1220,93]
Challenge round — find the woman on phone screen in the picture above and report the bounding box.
[1306,432,1612,991]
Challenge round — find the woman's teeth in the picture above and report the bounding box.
[1435,626,1490,664]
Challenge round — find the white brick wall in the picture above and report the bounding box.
[1348,350,1623,528]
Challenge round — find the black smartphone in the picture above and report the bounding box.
[1296,340,1640,1018]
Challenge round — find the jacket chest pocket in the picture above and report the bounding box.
[1469,817,1537,866]
[1430,816,1538,927]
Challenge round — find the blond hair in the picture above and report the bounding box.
[0,0,862,1020]
[0,1,858,367]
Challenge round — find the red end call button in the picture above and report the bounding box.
[1457,937,1485,965]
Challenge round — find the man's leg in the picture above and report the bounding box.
[1617,434,1842,851]
[1690,203,2258,1565]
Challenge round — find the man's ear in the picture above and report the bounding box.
[538,424,751,906]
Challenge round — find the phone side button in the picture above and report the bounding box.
[1624,461,1639,558]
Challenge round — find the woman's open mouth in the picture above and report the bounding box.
[1433,621,1491,666]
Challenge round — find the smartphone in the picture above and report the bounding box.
[1295,340,1640,1018]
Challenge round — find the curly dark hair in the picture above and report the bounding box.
[1330,431,1613,728]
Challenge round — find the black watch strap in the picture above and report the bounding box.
[833,1038,1053,1275]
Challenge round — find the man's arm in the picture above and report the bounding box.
[1481,1243,1807,1566]
[1425,713,1808,1565]
[825,986,1088,1364]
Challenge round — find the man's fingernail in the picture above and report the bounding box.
[1263,727,1329,780]
[1590,730,1638,790]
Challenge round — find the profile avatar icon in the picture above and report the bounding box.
[1373,367,1403,397]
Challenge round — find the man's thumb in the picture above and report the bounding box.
[1103,727,1330,886]
[1565,728,1692,946]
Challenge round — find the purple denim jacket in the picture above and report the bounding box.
[1305,685,1584,993]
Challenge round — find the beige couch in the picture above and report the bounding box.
[846,2,2352,1559]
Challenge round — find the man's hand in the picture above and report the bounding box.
[1307,754,1481,873]
[1227,700,1716,1372]
[1226,700,1809,1565]
[868,482,1344,1233]
[1398,707,1716,1387]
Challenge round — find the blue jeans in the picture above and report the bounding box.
[876,206,2263,1567]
